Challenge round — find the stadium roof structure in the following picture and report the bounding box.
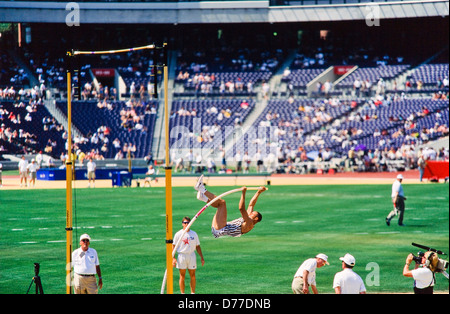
[0,0,448,24]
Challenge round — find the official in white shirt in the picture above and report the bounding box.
[292,253,329,294]
[333,253,366,294]
[86,158,96,188]
[386,174,407,226]
[72,234,103,294]
[172,217,205,294]
[27,159,38,187]
[18,156,29,187]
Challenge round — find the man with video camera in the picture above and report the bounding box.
[403,251,438,294]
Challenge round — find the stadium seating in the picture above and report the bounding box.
[281,68,325,89]
[232,98,358,159]
[1,33,448,172]
[410,63,449,87]
[55,100,159,158]
[328,98,449,154]
[169,98,255,149]
[0,53,30,89]
[336,64,410,88]
[0,100,65,155]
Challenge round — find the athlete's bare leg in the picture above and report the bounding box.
[205,190,228,230]
[195,175,228,230]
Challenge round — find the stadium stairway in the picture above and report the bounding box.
[7,49,39,88]
[269,49,298,98]
[43,99,83,140]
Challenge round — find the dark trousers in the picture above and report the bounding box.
[387,196,405,225]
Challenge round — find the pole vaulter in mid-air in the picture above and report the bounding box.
[194,175,267,238]
[161,177,268,293]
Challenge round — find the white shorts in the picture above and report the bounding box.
[176,252,197,270]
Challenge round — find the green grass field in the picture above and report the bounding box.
[0,184,448,294]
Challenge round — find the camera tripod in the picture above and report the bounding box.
[26,263,44,294]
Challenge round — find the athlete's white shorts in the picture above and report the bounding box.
[176,252,197,270]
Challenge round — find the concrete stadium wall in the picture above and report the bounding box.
[0,0,448,24]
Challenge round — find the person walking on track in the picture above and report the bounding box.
[386,174,407,226]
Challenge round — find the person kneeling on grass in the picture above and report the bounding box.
[194,175,266,238]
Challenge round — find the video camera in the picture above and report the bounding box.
[411,243,449,279]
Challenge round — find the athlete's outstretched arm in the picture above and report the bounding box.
[239,187,247,214]
[247,186,267,214]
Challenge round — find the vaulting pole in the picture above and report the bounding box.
[65,52,74,294]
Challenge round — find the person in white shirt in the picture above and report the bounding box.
[235,151,243,173]
[18,156,29,187]
[333,253,366,294]
[386,174,407,226]
[86,158,96,188]
[243,152,251,174]
[0,162,3,187]
[403,251,437,294]
[27,159,38,187]
[143,165,157,187]
[35,151,43,169]
[292,253,329,294]
[72,234,102,294]
[172,217,205,294]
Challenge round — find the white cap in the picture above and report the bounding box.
[340,253,356,266]
[80,233,91,241]
[316,253,329,265]
[396,174,404,180]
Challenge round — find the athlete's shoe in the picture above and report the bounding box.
[197,191,208,203]
[194,175,206,193]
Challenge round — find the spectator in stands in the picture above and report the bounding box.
[139,84,145,100]
[247,81,253,94]
[177,71,185,81]
[364,79,372,97]
[353,78,362,97]
[114,150,124,160]
[240,100,249,109]
[323,80,332,96]
[130,82,136,99]
[376,78,385,96]
[77,150,86,165]
[262,81,270,99]
[143,165,157,187]
[443,76,449,89]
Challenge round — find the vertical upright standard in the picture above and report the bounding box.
[162,43,173,294]
[66,43,171,294]
[65,52,74,294]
